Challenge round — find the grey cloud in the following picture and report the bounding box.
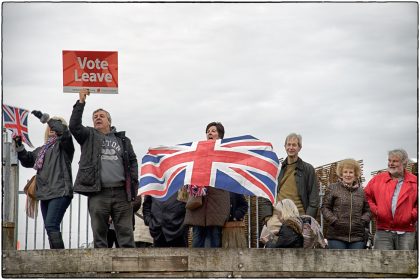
[3,2,417,186]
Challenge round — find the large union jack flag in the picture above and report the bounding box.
[139,135,280,204]
[2,104,34,147]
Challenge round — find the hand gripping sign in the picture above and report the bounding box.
[63,50,118,94]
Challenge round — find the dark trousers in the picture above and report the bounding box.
[88,187,135,248]
[192,226,222,248]
[327,239,365,249]
[40,196,72,234]
[153,232,188,248]
[135,241,153,248]
[107,228,119,248]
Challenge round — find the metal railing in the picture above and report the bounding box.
[18,192,93,250]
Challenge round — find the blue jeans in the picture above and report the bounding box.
[40,196,72,233]
[88,187,135,248]
[374,230,416,250]
[192,226,222,248]
[327,239,365,249]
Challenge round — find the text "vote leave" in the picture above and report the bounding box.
[74,57,113,82]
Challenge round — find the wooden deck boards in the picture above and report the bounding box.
[2,248,417,278]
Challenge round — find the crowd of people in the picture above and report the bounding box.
[14,89,417,250]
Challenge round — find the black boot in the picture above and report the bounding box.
[48,232,65,249]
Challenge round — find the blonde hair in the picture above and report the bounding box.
[44,116,67,143]
[274,199,299,222]
[336,158,361,179]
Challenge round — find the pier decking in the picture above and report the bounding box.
[2,248,417,278]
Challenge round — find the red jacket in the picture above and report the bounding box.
[364,171,417,232]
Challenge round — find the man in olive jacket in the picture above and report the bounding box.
[260,133,319,224]
[69,89,138,248]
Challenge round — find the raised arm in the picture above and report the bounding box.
[69,89,91,145]
[48,118,75,162]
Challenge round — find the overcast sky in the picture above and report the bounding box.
[2,2,418,248]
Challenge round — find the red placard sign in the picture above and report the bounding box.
[63,50,118,94]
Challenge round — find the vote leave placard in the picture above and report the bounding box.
[63,50,118,94]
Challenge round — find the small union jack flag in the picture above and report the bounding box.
[139,135,280,204]
[2,104,34,147]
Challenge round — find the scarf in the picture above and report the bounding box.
[283,216,303,235]
[340,179,360,192]
[186,184,208,197]
[33,136,57,170]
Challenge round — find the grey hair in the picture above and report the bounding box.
[284,133,302,148]
[388,149,409,168]
[92,108,112,124]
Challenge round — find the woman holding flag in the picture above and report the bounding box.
[14,110,74,249]
[183,122,231,248]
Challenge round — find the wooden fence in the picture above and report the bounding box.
[2,248,417,278]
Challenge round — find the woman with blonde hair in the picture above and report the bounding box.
[321,158,371,249]
[14,110,74,249]
[262,199,304,248]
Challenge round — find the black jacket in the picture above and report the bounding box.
[265,224,303,248]
[69,101,138,201]
[17,119,74,200]
[143,193,187,242]
[229,193,248,221]
[260,157,319,220]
